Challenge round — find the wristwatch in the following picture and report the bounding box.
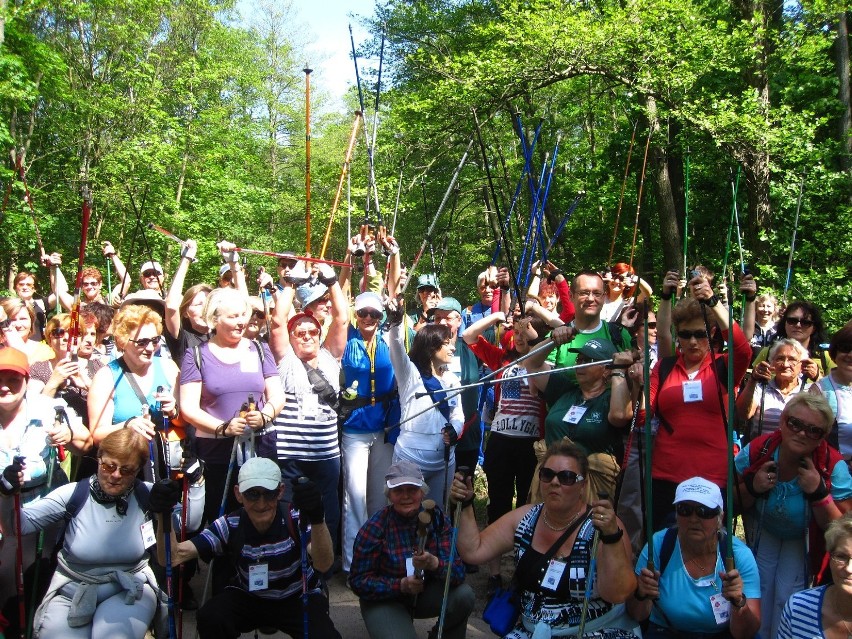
[733,594,747,609]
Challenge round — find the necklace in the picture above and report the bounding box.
[542,507,582,532]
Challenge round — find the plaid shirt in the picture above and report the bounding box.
[349,503,466,601]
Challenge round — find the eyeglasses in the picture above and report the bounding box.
[242,488,279,502]
[677,329,709,340]
[99,461,138,477]
[785,316,814,328]
[538,467,584,486]
[356,309,383,320]
[129,335,162,349]
[50,328,67,338]
[785,415,826,440]
[576,290,604,300]
[292,328,320,339]
[82,280,100,287]
[142,270,161,278]
[830,553,852,568]
[252,310,265,320]
[675,503,721,519]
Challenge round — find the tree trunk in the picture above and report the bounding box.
[646,96,682,272]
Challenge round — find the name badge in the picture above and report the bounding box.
[240,355,259,374]
[563,405,587,424]
[682,380,703,403]
[542,559,566,591]
[710,593,731,625]
[249,563,269,591]
[301,392,319,418]
[140,520,156,549]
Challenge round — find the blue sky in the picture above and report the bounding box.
[237,0,378,110]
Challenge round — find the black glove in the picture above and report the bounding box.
[385,296,404,326]
[442,425,459,447]
[149,479,182,513]
[0,460,24,496]
[292,479,324,524]
[181,455,205,485]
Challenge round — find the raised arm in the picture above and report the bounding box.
[164,239,197,340]
[463,311,505,345]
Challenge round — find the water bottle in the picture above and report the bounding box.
[342,380,359,401]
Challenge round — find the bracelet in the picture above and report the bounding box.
[600,528,624,544]
[732,594,748,609]
[805,479,830,503]
[705,294,720,308]
[610,372,626,379]
[812,494,834,508]
[633,586,649,601]
[216,421,229,439]
[461,496,475,509]
[659,291,673,301]
[743,473,768,500]
[745,294,756,302]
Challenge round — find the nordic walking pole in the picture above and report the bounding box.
[783,173,806,304]
[197,437,240,615]
[13,454,26,639]
[436,466,470,639]
[642,304,656,572]
[176,473,189,639]
[296,477,311,639]
[26,440,57,639]
[577,491,609,639]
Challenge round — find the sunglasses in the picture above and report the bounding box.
[675,503,721,519]
[785,415,826,440]
[129,335,162,349]
[278,260,297,270]
[50,328,67,338]
[82,280,100,287]
[99,461,138,477]
[677,329,709,340]
[538,467,584,486]
[647,322,657,329]
[252,310,266,320]
[242,488,279,502]
[356,309,383,320]
[292,328,320,339]
[142,270,161,278]
[785,316,814,328]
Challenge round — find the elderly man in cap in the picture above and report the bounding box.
[338,291,401,573]
[349,460,475,639]
[157,456,340,639]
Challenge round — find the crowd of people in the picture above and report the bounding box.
[0,231,849,639]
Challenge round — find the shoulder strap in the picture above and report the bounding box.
[657,356,677,391]
[116,358,150,408]
[135,480,151,512]
[65,479,92,521]
[252,339,265,365]
[658,526,679,576]
[227,509,248,569]
[422,374,452,423]
[193,344,203,375]
[606,321,625,350]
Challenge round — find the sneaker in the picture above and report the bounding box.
[487,574,503,598]
[179,584,198,611]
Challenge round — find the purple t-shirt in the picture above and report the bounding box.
[180,339,279,427]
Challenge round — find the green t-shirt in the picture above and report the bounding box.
[547,321,632,382]
[543,375,624,459]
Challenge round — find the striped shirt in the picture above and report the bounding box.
[271,349,341,462]
[191,504,321,600]
[778,585,827,639]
